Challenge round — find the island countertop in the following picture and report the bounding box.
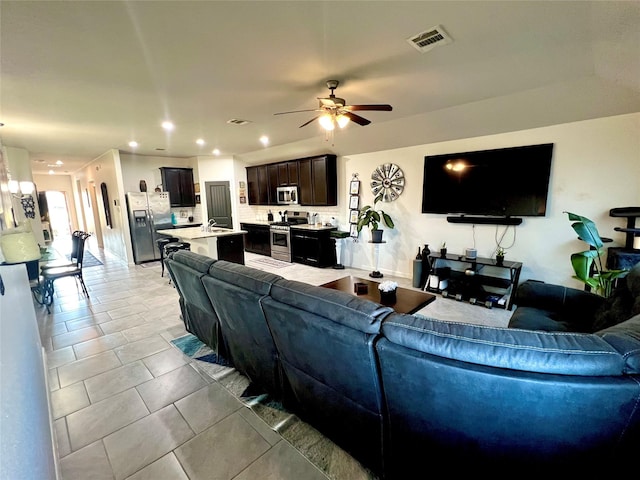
[156,226,247,240]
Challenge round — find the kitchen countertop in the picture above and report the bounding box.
[157,227,246,240]
[290,224,337,231]
[241,221,337,231]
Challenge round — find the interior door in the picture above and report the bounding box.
[205,181,232,228]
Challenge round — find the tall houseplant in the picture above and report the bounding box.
[357,193,395,242]
[565,211,627,297]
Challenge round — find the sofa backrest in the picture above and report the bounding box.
[165,250,222,352]
[377,312,640,472]
[261,278,393,474]
[202,260,284,397]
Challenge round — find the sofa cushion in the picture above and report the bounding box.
[383,313,627,376]
[203,261,284,396]
[269,279,393,334]
[508,307,572,332]
[596,313,640,374]
[592,261,640,331]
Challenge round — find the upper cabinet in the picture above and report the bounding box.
[160,167,196,207]
[246,154,336,206]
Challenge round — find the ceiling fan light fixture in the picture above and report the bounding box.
[336,114,350,129]
[319,114,335,131]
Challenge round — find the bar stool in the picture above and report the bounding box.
[157,237,179,277]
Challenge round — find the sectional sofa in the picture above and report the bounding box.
[165,250,640,477]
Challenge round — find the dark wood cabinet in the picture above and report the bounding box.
[245,154,336,206]
[291,228,336,267]
[216,234,245,265]
[298,155,337,206]
[160,167,195,207]
[240,223,271,256]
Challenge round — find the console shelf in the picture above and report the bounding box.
[427,253,523,310]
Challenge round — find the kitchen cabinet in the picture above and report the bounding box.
[246,155,335,206]
[240,223,271,256]
[217,234,245,264]
[298,155,337,206]
[160,167,196,207]
[291,228,336,267]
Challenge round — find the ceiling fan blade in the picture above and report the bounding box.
[299,115,321,128]
[274,109,318,115]
[344,104,393,112]
[344,112,371,126]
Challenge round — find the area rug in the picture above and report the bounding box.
[67,250,103,268]
[170,333,379,480]
[249,257,292,269]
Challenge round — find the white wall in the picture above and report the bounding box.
[342,113,639,288]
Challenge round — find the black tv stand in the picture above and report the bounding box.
[446,216,523,226]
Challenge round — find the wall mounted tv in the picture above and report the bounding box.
[421,143,553,222]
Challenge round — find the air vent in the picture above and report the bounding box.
[227,119,251,125]
[407,25,453,53]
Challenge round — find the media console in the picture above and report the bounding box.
[426,252,523,310]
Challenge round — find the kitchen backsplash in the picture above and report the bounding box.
[240,206,346,229]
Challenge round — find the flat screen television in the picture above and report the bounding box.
[421,143,553,218]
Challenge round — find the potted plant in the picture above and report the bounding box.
[357,193,395,243]
[440,242,447,258]
[495,247,506,265]
[378,280,398,304]
[565,211,628,297]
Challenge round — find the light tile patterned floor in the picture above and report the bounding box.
[37,240,512,479]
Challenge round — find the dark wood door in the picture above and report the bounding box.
[257,166,268,205]
[267,164,279,203]
[205,181,232,228]
[298,159,313,205]
[247,167,259,204]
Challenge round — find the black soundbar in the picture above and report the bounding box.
[446,216,523,226]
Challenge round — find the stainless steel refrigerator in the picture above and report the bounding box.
[126,192,172,264]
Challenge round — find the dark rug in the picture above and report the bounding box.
[67,251,103,268]
[170,333,379,480]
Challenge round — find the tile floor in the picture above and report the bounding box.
[37,238,512,480]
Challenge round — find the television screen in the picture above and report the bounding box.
[421,143,553,217]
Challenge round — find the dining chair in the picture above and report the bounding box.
[35,232,91,312]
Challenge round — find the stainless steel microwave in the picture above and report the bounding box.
[276,186,299,205]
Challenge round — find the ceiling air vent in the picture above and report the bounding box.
[227,119,251,126]
[406,25,453,53]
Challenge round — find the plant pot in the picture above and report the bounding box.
[371,229,383,243]
[440,248,447,258]
[379,289,397,304]
[496,255,504,266]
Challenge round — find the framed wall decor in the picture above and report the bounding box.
[349,209,359,224]
[195,194,201,204]
[350,179,360,195]
[350,223,358,238]
[349,195,359,210]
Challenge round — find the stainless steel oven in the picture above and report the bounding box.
[269,211,308,263]
[270,224,291,262]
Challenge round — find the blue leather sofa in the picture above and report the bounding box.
[165,251,640,477]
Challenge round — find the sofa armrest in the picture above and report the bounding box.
[515,280,605,313]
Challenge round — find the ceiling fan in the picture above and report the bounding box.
[274,80,392,130]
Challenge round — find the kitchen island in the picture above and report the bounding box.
[157,226,247,265]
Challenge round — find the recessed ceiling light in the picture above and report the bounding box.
[128,141,138,148]
[212,148,220,155]
[48,170,54,175]
[259,136,269,146]
[56,160,63,165]
[196,139,205,146]
[161,121,174,131]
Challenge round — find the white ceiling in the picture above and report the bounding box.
[1,1,639,175]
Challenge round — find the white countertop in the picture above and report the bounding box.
[157,227,246,240]
[291,224,337,231]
